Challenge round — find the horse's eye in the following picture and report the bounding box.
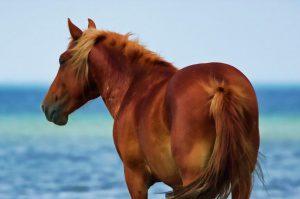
[59,58,66,65]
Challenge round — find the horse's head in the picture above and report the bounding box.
[42,19,99,125]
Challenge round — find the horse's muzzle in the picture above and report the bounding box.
[41,103,68,126]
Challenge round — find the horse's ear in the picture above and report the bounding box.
[88,18,96,29]
[68,18,83,40]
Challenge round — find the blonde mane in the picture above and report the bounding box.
[68,28,173,80]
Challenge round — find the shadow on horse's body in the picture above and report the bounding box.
[42,19,262,199]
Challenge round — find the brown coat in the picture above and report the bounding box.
[42,19,261,199]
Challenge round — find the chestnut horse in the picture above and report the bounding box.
[42,19,261,199]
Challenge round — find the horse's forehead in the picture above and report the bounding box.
[59,40,76,61]
[59,51,71,62]
[67,40,77,49]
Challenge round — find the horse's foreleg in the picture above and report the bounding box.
[124,165,152,199]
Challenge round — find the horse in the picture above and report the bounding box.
[42,19,262,199]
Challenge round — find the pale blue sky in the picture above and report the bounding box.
[0,0,299,85]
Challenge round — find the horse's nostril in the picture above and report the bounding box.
[44,106,49,116]
[50,109,57,121]
[54,95,58,102]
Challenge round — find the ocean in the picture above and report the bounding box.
[0,85,300,199]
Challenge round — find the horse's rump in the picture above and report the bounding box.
[166,64,260,199]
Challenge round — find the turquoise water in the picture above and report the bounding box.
[0,86,300,198]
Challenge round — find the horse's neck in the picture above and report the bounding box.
[101,69,132,118]
[99,68,177,119]
[89,45,177,118]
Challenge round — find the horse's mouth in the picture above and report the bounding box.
[50,113,68,126]
[43,104,69,126]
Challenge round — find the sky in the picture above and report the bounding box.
[0,0,299,85]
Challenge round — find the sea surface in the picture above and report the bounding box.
[0,85,300,199]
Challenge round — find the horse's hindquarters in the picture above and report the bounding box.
[165,63,260,198]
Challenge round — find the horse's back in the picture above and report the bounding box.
[169,62,255,91]
[166,62,258,117]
